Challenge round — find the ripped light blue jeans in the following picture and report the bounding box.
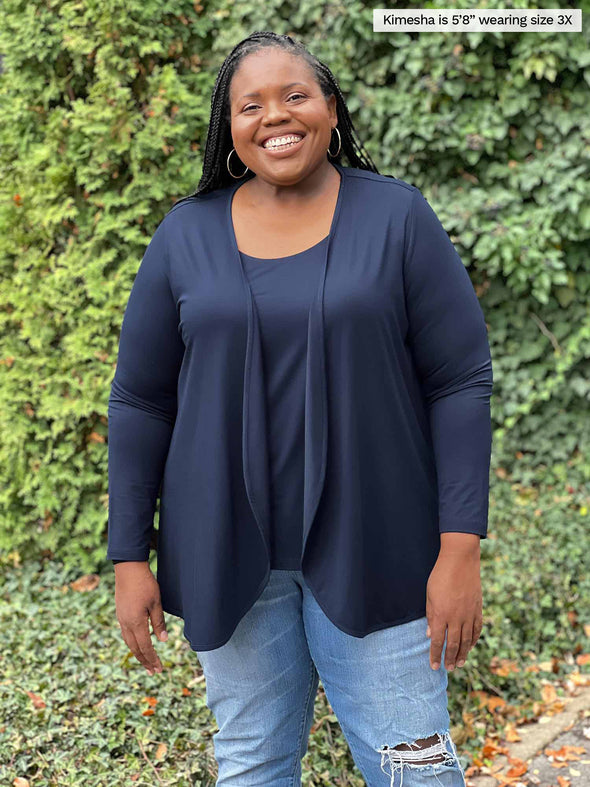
[195,569,467,786]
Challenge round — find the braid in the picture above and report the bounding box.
[312,59,379,173]
[174,31,382,205]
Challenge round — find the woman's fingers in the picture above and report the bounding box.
[149,598,168,643]
[428,619,446,670]
[443,623,462,671]
[454,619,474,668]
[134,614,163,673]
[114,563,166,675]
[121,614,163,675]
[429,616,478,671]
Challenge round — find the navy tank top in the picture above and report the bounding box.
[239,235,329,569]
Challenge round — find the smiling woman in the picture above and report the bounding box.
[229,50,333,174]
[224,45,345,258]
[108,30,491,787]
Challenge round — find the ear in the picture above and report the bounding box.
[327,93,337,123]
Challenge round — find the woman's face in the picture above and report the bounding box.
[228,48,337,185]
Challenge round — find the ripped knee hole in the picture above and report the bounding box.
[377,730,460,767]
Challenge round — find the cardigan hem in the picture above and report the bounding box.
[302,569,429,638]
[166,565,273,652]
[322,608,429,638]
[161,602,184,619]
[182,604,430,648]
[164,574,429,650]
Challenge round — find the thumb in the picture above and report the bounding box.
[426,623,431,638]
[150,602,168,642]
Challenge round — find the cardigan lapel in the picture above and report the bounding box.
[226,182,271,559]
[302,163,346,566]
[226,163,347,567]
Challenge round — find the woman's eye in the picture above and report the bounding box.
[242,94,306,112]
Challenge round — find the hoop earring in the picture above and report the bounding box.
[227,148,249,179]
[327,127,341,158]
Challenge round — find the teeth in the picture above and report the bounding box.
[263,135,302,149]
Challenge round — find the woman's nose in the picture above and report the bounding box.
[261,103,292,124]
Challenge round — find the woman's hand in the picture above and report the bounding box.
[425,533,483,672]
[114,562,168,676]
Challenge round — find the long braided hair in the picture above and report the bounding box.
[177,31,380,202]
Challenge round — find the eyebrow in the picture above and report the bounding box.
[238,82,308,100]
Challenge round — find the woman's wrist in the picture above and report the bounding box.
[439,532,481,557]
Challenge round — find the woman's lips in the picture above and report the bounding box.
[260,136,305,156]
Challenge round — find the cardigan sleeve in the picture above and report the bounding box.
[403,187,493,538]
[106,217,185,561]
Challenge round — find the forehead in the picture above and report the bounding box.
[229,49,315,101]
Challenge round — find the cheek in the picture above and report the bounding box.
[230,117,254,142]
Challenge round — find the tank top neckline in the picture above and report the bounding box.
[239,234,329,262]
